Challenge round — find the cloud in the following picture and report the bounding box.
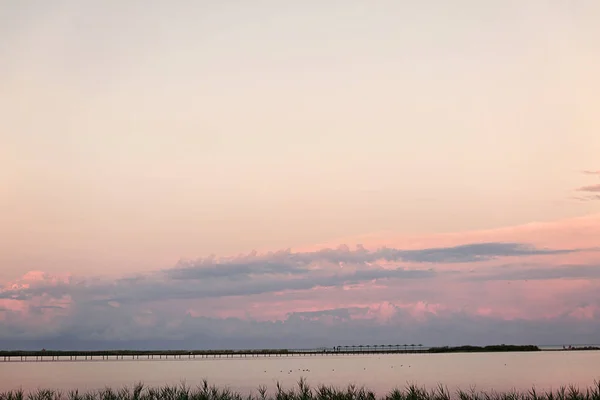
[303,213,600,257]
[465,264,600,281]
[380,242,574,263]
[1,263,435,304]
[573,172,600,200]
[286,307,368,321]
[1,303,599,350]
[1,217,599,349]
[1,242,576,307]
[168,242,577,281]
[577,184,600,193]
[572,195,600,202]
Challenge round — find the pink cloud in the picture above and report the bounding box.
[1,213,599,346]
[467,279,598,320]
[569,305,598,320]
[297,213,600,253]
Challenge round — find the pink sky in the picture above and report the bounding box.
[1,2,600,349]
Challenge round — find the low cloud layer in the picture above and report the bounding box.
[1,216,600,350]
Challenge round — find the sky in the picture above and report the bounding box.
[1,1,600,350]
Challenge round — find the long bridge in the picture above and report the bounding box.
[0,345,427,362]
[0,344,556,362]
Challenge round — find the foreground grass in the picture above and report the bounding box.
[2,379,600,400]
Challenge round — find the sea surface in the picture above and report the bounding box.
[1,352,599,395]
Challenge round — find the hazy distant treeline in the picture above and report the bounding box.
[426,345,540,353]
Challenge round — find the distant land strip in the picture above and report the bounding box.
[0,344,598,361]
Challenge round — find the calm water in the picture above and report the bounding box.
[1,352,599,395]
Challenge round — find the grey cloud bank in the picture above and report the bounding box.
[0,241,598,350]
[168,242,575,280]
[1,242,577,304]
[1,308,599,351]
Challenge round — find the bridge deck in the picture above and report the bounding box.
[0,349,427,362]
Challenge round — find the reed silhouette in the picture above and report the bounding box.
[2,380,600,400]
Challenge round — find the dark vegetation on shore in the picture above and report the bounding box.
[563,346,600,351]
[2,380,600,400]
[426,345,540,353]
